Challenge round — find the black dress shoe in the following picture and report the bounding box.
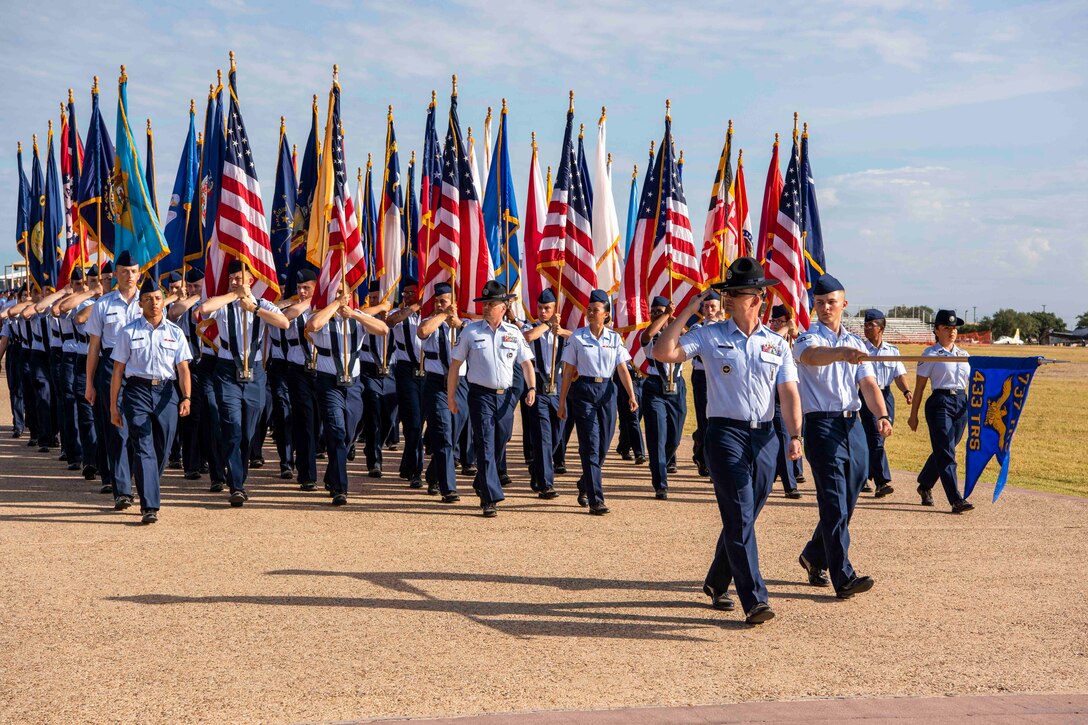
[693,457,709,477]
[554,464,567,475]
[347,444,356,461]
[99,484,113,494]
[199,464,209,474]
[784,488,802,499]
[702,584,735,611]
[229,490,248,507]
[83,466,97,481]
[539,489,559,500]
[634,455,647,465]
[184,471,201,480]
[952,500,975,514]
[141,510,158,524]
[210,481,226,493]
[249,458,265,469]
[279,468,294,480]
[745,602,775,624]
[114,496,133,510]
[577,493,588,507]
[619,451,633,461]
[331,494,348,506]
[799,554,831,587]
[874,483,894,498]
[836,574,875,599]
[316,452,327,460]
[461,464,478,476]
[409,477,423,489]
[38,446,50,453]
[861,481,873,492]
[498,472,512,487]
[441,493,461,503]
[11,431,21,439]
[427,480,439,495]
[368,467,382,478]
[796,474,806,483]
[59,452,67,461]
[481,502,497,517]
[589,505,610,515]
[300,482,316,491]
[917,485,934,506]
[67,461,82,471]
[655,490,668,500]
[666,463,678,474]
[27,439,38,447]
[386,443,399,451]
[168,459,182,470]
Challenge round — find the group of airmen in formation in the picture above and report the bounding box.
[0,254,975,624]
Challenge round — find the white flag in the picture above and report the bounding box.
[592,112,622,296]
[468,130,483,203]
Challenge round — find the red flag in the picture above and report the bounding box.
[766,135,811,330]
[700,124,732,285]
[757,135,783,268]
[519,136,546,320]
[735,151,753,259]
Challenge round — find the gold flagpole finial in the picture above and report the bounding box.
[467,126,473,140]
[217,69,222,86]
[487,105,493,120]
[679,149,684,164]
[190,99,195,113]
[803,121,809,138]
[568,90,574,112]
[333,64,339,83]
[632,164,638,179]
[312,94,318,113]
[430,90,436,107]
[607,152,612,165]
[600,106,606,124]
[728,119,733,135]
[649,139,655,156]
[579,123,584,139]
[279,115,285,131]
[358,166,363,181]
[501,98,507,112]
[32,134,38,152]
[198,132,203,144]
[531,130,536,148]
[792,112,799,142]
[17,141,22,153]
[388,104,393,120]
[48,119,53,134]
[410,149,416,164]
[665,98,671,120]
[146,118,152,132]
[67,88,74,104]
[774,132,780,146]
[59,101,65,117]
[367,152,372,169]
[229,51,236,71]
[292,142,296,155]
[119,65,127,83]
[208,83,214,99]
[92,76,99,95]
[451,74,457,96]
[738,148,744,165]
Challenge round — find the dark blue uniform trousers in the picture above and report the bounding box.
[30,351,55,448]
[569,379,616,508]
[800,415,868,591]
[72,354,99,475]
[7,344,26,435]
[94,355,132,495]
[212,360,266,494]
[423,372,460,496]
[642,374,686,492]
[359,363,392,470]
[59,352,88,465]
[918,390,968,506]
[772,398,799,492]
[49,347,66,450]
[123,378,179,512]
[19,347,38,441]
[529,376,561,493]
[394,362,424,480]
[703,419,777,613]
[265,359,294,472]
[316,373,363,496]
[691,369,708,466]
[860,386,894,486]
[615,372,645,457]
[191,357,227,484]
[285,362,318,485]
[468,384,516,505]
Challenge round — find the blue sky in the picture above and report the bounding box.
[2,0,1085,324]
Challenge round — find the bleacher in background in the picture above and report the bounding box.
[842,316,934,344]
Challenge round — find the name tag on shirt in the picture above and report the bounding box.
[131,337,149,350]
[760,351,782,364]
[471,340,488,350]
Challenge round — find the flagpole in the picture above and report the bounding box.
[720,120,733,284]
[500,98,509,294]
[20,140,31,290]
[450,74,460,330]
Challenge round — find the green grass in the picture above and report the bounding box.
[682,344,1088,498]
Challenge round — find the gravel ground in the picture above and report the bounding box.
[0,398,1085,724]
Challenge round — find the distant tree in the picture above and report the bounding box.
[990,308,1041,340]
[1028,311,1065,344]
[887,305,934,321]
[1077,311,1088,329]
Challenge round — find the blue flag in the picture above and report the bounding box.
[146,121,159,221]
[577,128,593,217]
[201,80,226,253]
[286,96,320,295]
[482,103,520,291]
[15,143,30,260]
[269,119,297,279]
[155,105,199,284]
[401,154,419,287]
[965,356,1042,502]
[363,160,378,286]
[111,71,169,272]
[27,138,46,291]
[42,128,64,288]
[624,164,639,260]
[77,84,115,257]
[799,132,825,300]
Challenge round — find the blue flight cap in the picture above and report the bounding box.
[433,282,453,296]
[70,267,85,282]
[703,290,720,301]
[402,276,418,288]
[139,277,160,297]
[811,273,844,295]
[184,268,204,284]
[368,281,381,293]
[101,261,114,274]
[771,304,789,319]
[86,264,100,278]
[166,271,182,285]
[296,268,318,283]
[650,295,669,309]
[588,289,609,306]
[114,250,136,267]
[865,308,886,323]
[538,289,557,304]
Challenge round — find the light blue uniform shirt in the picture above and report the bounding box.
[917,343,969,390]
[561,326,631,379]
[452,319,532,389]
[207,299,279,364]
[680,320,797,422]
[86,290,141,349]
[310,315,369,378]
[526,323,564,380]
[28,312,50,353]
[864,339,907,389]
[792,321,876,414]
[421,322,466,377]
[285,309,312,366]
[390,310,422,366]
[71,299,94,355]
[111,316,193,380]
[687,318,724,372]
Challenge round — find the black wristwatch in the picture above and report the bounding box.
[180,396,191,402]
[879,415,891,422]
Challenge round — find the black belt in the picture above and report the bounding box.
[575,376,607,384]
[126,376,173,387]
[712,417,773,431]
[425,372,447,383]
[933,388,965,395]
[805,410,858,420]
[470,382,507,395]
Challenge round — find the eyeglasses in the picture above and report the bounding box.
[723,290,759,298]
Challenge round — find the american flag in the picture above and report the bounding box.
[375,107,405,303]
[700,126,733,285]
[212,62,280,301]
[313,81,365,308]
[767,136,811,330]
[615,142,660,371]
[537,103,596,328]
[422,88,491,317]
